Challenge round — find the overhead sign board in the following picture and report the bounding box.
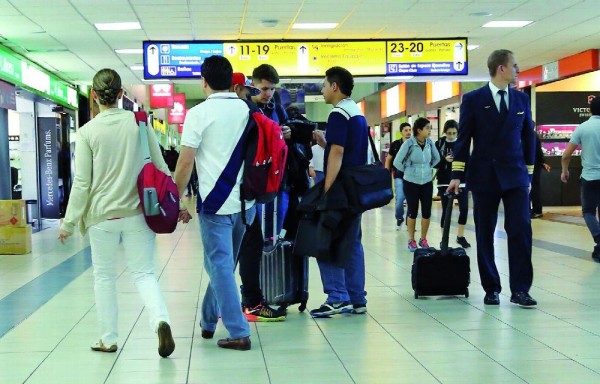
[168,93,186,124]
[224,41,387,77]
[144,42,223,80]
[143,38,468,79]
[0,45,78,109]
[149,83,174,108]
[386,39,467,76]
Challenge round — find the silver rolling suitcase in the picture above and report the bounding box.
[259,198,309,311]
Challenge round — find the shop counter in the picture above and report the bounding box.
[540,156,581,206]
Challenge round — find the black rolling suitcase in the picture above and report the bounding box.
[412,192,470,299]
[259,198,309,311]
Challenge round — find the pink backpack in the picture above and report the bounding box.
[135,111,179,233]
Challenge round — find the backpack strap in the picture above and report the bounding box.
[240,99,256,228]
[335,105,379,164]
[437,137,446,156]
[367,132,379,163]
[402,141,414,167]
[135,112,152,165]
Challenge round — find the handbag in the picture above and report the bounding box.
[340,132,393,213]
[135,111,180,234]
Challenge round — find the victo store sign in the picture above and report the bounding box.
[149,83,174,108]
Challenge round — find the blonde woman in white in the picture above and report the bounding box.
[58,69,178,358]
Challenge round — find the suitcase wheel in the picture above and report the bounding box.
[298,301,307,312]
[464,288,469,298]
[414,291,419,299]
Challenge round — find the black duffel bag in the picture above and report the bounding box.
[340,133,393,213]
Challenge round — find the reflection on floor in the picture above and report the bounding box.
[542,207,585,227]
[1,202,599,384]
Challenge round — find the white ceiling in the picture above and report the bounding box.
[1,0,600,102]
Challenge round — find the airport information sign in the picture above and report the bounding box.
[143,38,467,79]
[385,39,467,75]
[144,42,223,79]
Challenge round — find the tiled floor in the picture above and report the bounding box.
[1,202,599,384]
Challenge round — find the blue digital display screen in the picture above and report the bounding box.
[143,42,224,80]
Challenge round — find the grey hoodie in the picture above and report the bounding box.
[393,136,440,185]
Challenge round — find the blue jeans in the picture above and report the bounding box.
[581,178,600,242]
[263,191,289,240]
[394,178,406,220]
[314,171,325,185]
[199,207,255,339]
[316,214,367,305]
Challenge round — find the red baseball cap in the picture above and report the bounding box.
[231,73,260,96]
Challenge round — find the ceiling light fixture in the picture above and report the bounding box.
[482,20,533,28]
[470,12,492,17]
[292,23,338,30]
[116,49,143,54]
[95,22,141,31]
[467,45,480,50]
[260,19,278,28]
[130,65,144,71]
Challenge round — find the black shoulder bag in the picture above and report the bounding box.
[340,129,393,213]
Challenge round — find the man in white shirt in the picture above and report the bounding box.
[561,96,600,261]
[309,140,325,184]
[174,56,254,351]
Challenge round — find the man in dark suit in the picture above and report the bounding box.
[448,49,537,307]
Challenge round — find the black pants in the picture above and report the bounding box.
[237,193,301,307]
[439,187,469,227]
[530,166,542,214]
[581,178,600,243]
[237,209,264,308]
[472,185,533,294]
[403,180,433,219]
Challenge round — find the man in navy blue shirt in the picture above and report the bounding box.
[310,66,369,318]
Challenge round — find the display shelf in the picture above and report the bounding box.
[537,124,580,156]
[537,124,577,140]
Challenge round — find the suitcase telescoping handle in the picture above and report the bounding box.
[262,196,284,246]
[440,191,457,257]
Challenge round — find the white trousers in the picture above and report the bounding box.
[88,214,170,345]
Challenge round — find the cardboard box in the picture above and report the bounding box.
[0,200,27,227]
[0,225,32,254]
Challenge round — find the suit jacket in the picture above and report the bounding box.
[451,85,535,193]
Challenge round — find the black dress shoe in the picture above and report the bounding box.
[592,244,600,262]
[510,292,537,307]
[484,292,500,305]
[201,329,215,339]
[199,323,215,339]
[217,336,251,351]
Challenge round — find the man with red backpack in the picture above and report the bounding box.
[235,67,289,322]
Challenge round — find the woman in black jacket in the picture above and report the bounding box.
[435,120,471,248]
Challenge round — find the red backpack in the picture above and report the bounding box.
[240,101,288,205]
[134,111,180,233]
